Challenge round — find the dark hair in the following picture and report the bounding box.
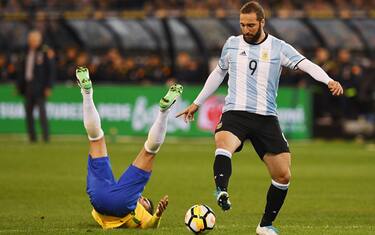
[145,198,154,215]
[240,1,265,21]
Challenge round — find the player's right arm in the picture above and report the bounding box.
[176,65,227,122]
[176,37,232,122]
[140,195,169,229]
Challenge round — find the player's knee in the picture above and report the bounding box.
[214,136,238,153]
[274,172,291,184]
[215,139,229,150]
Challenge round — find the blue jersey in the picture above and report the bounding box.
[218,34,305,116]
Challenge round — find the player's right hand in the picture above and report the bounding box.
[176,103,199,123]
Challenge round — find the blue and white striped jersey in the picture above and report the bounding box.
[218,34,305,116]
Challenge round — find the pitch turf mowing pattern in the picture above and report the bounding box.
[0,135,374,234]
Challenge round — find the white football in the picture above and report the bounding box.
[185,204,216,234]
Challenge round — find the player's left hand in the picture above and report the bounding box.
[155,195,169,217]
[328,80,344,96]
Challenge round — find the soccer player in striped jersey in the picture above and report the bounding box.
[177,1,343,235]
[76,66,183,229]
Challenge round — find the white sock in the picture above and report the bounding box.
[144,109,170,154]
[82,88,104,141]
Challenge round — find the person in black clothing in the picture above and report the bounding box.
[16,30,56,142]
[335,49,362,120]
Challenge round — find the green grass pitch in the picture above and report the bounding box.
[0,135,374,234]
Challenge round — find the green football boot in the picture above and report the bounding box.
[75,66,92,91]
[159,84,183,111]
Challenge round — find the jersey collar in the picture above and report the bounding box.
[242,32,269,46]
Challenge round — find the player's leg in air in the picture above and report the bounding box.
[213,130,242,211]
[76,66,183,229]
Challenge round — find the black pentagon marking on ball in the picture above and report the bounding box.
[186,221,195,232]
[187,215,194,226]
[202,210,209,219]
[190,207,195,216]
[203,204,215,215]
[202,216,208,231]
[202,204,215,229]
[201,205,212,219]
[187,207,200,233]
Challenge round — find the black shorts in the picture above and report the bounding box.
[215,111,290,159]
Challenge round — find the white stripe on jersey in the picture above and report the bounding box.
[255,37,272,115]
[234,39,249,110]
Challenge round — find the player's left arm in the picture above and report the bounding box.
[140,214,161,229]
[297,58,344,96]
[141,195,168,229]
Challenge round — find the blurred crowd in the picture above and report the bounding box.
[0,48,205,84]
[280,48,375,125]
[1,0,375,14]
[2,45,374,124]
[56,48,172,84]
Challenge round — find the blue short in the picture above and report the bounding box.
[86,155,151,217]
